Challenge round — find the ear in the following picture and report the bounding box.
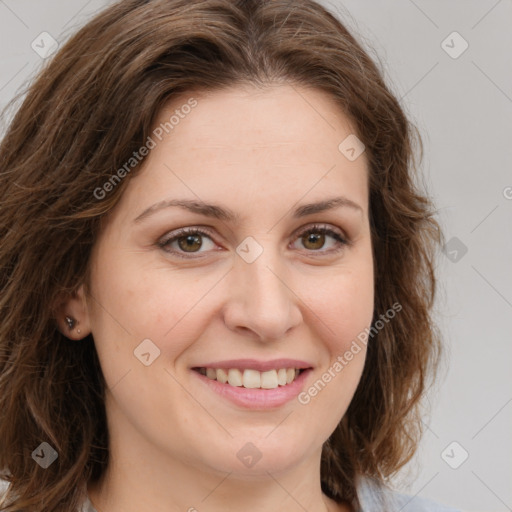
[53,284,91,340]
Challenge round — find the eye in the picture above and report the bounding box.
[157,227,217,258]
[290,224,349,255]
[157,223,349,259]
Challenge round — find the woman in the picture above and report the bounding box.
[0,1,460,511]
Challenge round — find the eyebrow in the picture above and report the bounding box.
[133,196,363,224]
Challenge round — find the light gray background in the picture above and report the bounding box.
[0,1,511,512]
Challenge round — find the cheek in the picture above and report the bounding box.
[87,250,221,369]
[296,270,373,422]
[309,260,374,353]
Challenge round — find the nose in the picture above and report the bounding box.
[222,241,303,341]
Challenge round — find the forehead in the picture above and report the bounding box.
[155,83,359,152]
[117,83,369,224]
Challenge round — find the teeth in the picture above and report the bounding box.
[242,369,261,388]
[198,367,305,389]
[216,368,228,384]
[261,370,278,389]
[228,368,243,387]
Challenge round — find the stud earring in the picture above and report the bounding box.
[65,316,76,330]
[65,316,81,334]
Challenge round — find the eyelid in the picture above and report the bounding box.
[156,222,350,258]
[292,223,348,243]
[290,223,351,256]
[156,225,218,256]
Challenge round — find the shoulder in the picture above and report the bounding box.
[0,477,11,504]
[354,475,462,512]
[0,477,9,494]
[0,477,95,512]
[389,489,462,512]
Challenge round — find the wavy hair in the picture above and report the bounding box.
[0,0,444,510]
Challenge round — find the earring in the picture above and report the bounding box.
[65,316,76,330]
[65,316,81,335]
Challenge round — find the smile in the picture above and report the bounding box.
[193,367,306,389]
[190,358,313,408]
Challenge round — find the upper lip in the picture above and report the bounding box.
[191,359,313,372]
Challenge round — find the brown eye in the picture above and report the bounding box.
[292,224,348,254]
[158,227,217,258]
[301,232,326,251]
[177,234,203,253]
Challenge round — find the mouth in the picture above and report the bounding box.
[192,367,308,389]
[190,358,314,409]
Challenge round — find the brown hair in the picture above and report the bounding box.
[0,0,444,510]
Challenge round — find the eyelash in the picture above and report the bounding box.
[156,224,350,259]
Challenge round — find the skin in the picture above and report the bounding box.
[59,83,374,512]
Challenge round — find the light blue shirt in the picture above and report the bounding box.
[352,475,461,511]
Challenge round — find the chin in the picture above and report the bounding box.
[199,437,313,478]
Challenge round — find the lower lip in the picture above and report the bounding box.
[191,369,312,409]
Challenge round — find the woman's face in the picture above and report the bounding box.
[80,83,374,477]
